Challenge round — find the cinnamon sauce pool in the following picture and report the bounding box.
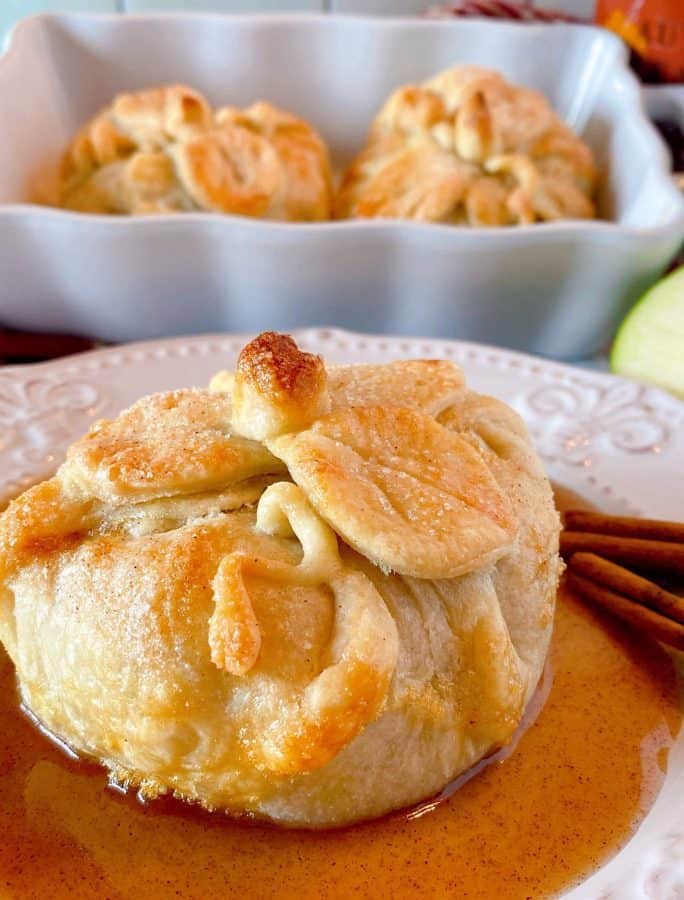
[0,486,681,899]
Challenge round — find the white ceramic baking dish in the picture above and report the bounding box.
[0,13,682,357]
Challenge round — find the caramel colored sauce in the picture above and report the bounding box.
[0,486,681,899]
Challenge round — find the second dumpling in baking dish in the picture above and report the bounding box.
[335,65,597,226]
[57,67,597,226]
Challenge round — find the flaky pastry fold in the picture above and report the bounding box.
[335,65,596,226]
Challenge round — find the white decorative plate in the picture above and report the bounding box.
[1,328,683,899]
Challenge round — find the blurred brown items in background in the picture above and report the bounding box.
[0,331,99,364]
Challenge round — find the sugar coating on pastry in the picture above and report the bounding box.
[327,359,465,415]
[0,332,561,828]
[58,86,332,221]
[62,388,286,502]
[267,405,517,578]
[213,357,467,419]
[335,65,597,226]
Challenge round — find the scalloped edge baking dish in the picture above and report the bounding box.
[0,12,682,357]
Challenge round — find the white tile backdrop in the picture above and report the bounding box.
[2,0,598,42]
[2,0,117,40]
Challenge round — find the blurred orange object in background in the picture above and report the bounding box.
[596,0,684,83]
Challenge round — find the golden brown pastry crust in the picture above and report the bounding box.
[213,102,333,221]
[63,388,285,502]
[0,332,561,827]
[231,332,330,441]
[268,405,517,578]
[335,65,597,226]
[58,87,332,221]
[328,358,465,415]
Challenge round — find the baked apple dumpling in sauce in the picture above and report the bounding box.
[0,332,561,828]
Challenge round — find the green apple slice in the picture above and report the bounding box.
[611,266,684,399]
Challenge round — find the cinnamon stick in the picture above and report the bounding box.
[564,510,684,545]
[567,553,684,625]
[566,572,684,651]
[560,532,684,577]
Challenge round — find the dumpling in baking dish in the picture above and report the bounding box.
[335,65,597,226]
[58,85,332,221]
[0,332,561,827]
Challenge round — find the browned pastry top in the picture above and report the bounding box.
[58,86,332,221]
[335,65,597,226]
